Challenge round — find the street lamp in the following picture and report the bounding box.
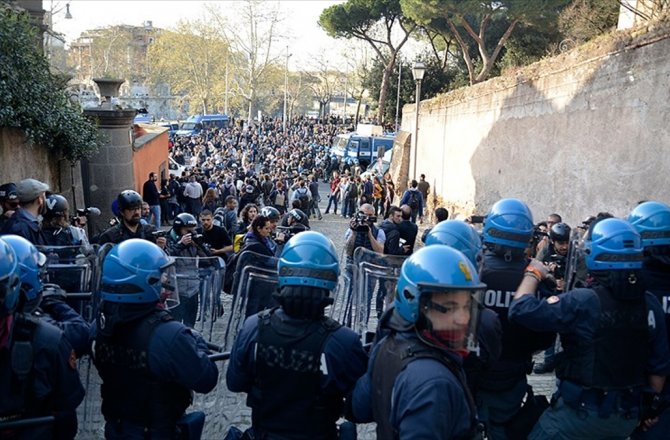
[411,61,426,180]
[283,46,292,133]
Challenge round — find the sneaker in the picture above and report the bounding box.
[533,362,555,374]
[318,216,323,220]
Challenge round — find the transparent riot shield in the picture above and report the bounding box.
[172,256,226,341]
[351,247,407,336]
[223,251,278,351]
[36,244,100,322]
[328,252,355,328]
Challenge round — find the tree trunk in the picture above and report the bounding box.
[377,60,395,123]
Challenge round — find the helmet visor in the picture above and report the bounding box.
[420,289,482,355]
[156,263,179,310]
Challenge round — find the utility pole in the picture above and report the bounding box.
[283,45,292,132]
[224,54,229,115]
[395,60,402,132]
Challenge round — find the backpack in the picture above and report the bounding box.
[408,191,419,211]
[274,191,286,207]
[297,188,310,211]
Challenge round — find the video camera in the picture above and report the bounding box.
[351,211,377,232]
[76,207,101,217]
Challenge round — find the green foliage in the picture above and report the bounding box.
[559,0,619,42]
[0,8,99,162]
[499,22,563,70]
[364,55,456,123]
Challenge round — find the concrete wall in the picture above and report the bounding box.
[401,30,670,227]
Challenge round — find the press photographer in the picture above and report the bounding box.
[166,213,212,327]
[343,203,385,257]
[537,222,571,292]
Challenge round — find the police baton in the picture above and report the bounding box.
[0,416,55,430]
[208,352,231,362]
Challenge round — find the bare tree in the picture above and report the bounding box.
[306,55,341,120]
[208,1,286,122]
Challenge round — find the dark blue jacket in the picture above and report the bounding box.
[399,189,424,217]
[509,289,670,378]
[37,299,92,357]
[227,308,367,414]
[352,326,474,439]
[1,208,47,245]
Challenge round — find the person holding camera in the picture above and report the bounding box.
[166,213,212,327]
[42,193,89,247]
[344,203,385,257]
[97,190,167,249]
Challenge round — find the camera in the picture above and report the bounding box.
[152,230,167,238]
[76,207,101,217]
[352,212,377,232]
[549,253,566,280]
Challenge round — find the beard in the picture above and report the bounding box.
[125,216,141,227]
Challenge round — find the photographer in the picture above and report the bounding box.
[198,209,233,260]
[343,203,385,258]
[41,193,89,247]
[166,213,212,327]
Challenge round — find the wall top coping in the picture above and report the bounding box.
[133,124,168,151]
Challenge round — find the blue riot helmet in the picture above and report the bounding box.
[1,235,47,313]
[395,245,486,353]
[278,231,339,291]
[425,220,482,266]
[101,239,179,308]
[583,218,643,271]
[0,238,21,317]
[482,198,534,249]
[627,201,670,248]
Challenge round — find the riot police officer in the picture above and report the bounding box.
[2,235,91,357]
[352,245,485,439]
[97,190,167,249]
[226,231,367,440]
[476,198,555,439]
[628,201,670,440]
[510,218,670,439]
[0,237,85,439]
[93,239,219,439]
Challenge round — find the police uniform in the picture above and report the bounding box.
[476,251,555,438]
[352,325,477,439]
[96,222,160,245]
[94,307,218,439]
[0,315,85,439]
[510,286,670,438]
[227,308,367,439]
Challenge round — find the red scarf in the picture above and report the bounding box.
[420,329,470,359]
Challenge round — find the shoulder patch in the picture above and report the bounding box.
[546,295,560,305]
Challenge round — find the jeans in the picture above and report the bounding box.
[325,194,338,214]
[169,201,181,220]
[149,205,161,229]
[310,198,322,218]
[172,294,198,328]
[530,397,637,440]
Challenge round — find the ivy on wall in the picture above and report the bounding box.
[0,6,99,162]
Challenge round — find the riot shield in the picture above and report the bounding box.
[351,247,406,336]
[223,251,278,351]
[36,245,100,322]
[172,256,226,341]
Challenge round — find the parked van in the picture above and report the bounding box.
[175,114,230,136]
[331,132,395,169]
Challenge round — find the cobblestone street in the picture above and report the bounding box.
[76,183,557,439]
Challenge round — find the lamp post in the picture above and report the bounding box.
[394,60,402,133]
[411,61,426,181]
[283,46,292,132]
[46,1,73,59]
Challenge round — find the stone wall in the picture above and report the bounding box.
[0,128,85,210]
[401,27,670,226]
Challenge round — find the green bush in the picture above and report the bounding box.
[0,7,99,162]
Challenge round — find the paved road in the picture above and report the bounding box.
[75,182,557,438]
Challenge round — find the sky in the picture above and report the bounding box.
[51,0,347,68]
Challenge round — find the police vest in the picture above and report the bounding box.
[478,254,555,390]
[556,286,649,389]
[93,310,191,430]
[642,266,670,334]
[0,315,63,439]
[248,309,342,440]
[347,225,378,258]
[371,333,478,440]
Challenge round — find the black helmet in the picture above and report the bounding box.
[117,190,143,210]
[261,206,280,221]
[173,213,197,230]
[549,222,571,242]
[44,194,69,219]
